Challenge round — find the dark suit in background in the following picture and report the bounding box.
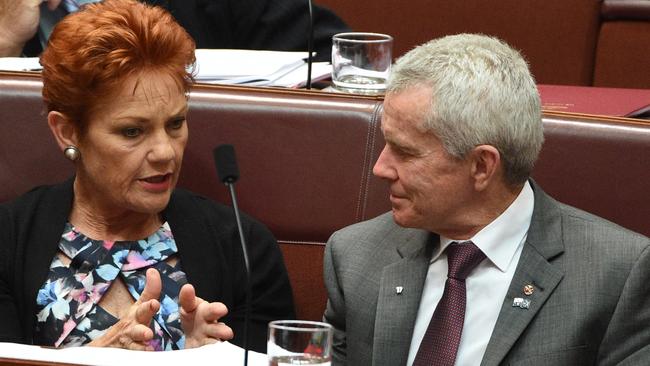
[23,0,350,62]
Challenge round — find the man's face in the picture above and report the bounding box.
[373,85,475,234]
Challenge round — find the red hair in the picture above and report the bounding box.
[40,0,196,130]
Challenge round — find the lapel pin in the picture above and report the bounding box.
[512,297,531,309]
[395,286,404,295]
[523,284,534,296]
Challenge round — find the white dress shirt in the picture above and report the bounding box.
[406,181,535,366]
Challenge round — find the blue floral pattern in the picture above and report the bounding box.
[34,222,188,350]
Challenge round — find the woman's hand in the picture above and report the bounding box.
[179,284,234,349]
[88,268,161,351]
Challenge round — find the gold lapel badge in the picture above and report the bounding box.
[523,284,534,296]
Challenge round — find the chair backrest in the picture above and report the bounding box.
[1,71,648,322]
[318,0,601,85]
[594,0,650,88]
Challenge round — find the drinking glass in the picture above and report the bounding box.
[331,32,393,95]
[268,320,333,366]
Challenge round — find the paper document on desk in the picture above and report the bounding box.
[0,57,42,72]
[270,62,332,88]
[0,50,332,88]
[0,341,267,365]
[194,49,330,87]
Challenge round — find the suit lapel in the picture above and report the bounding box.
[373,230,434,366]
[481,181,565,365]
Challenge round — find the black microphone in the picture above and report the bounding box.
[306,0,314,89]
[215,144,240,184]
[213,144,251,366]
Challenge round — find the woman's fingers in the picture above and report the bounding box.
[135,298,160,325]
[199,301,228,323]
[179,283,198,313]
[129,323,154,343]
[204,321,234,341]
[139,268,162,304]
[115,324,154,351]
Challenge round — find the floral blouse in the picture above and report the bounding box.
[33,222,189,350]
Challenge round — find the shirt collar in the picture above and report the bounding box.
[432,181,534,272]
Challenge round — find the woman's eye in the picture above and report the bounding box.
[122,127,142,138]
[169,119,185,130]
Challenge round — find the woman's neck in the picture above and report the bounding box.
[70,182,163,241]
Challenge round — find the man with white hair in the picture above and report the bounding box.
[323,34,649,366]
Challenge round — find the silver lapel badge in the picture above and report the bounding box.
[512,297,531,309]
[395,286,404,295]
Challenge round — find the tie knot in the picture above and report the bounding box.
[445,241,486,280]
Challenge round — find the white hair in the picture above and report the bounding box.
[387,33,543,185]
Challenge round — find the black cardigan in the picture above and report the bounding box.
[0,179,295,352]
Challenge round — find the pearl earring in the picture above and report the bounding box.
[63,146,80,161]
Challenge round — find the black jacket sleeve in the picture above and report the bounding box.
[165,189,296,353]
[0,204,24,343]
[227,213,296,352]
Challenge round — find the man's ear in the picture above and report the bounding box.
[47,111,79,151]
[469,145,501,191]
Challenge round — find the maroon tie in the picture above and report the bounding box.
[413,241,486,366]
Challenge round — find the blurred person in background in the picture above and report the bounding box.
[0,0,349,61]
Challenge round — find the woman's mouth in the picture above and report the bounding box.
[139,173,172,192]
[143,175,168,183]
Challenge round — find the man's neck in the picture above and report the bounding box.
[438,182,524,240]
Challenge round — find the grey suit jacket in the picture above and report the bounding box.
[323,182,650,365]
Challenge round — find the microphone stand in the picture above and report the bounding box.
[214,144,251,366]
[224,182,251,366]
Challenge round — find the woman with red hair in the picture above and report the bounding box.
[0,0,294,352]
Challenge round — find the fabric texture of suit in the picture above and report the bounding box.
[24,0,350,62]
[0,178,295,352]
[323,181,650,365]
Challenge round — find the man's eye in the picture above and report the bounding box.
[390,145,410,157]
[122,127,142,138]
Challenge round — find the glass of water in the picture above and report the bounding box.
[331,32,393,95]
[268,320,333,365]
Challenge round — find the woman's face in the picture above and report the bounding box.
[75,71,188,216]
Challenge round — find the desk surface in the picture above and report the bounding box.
[0,342,266,366]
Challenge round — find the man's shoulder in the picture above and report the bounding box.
[531,181,648,250]
[327,212,429,257]
[334,211,397,234]
[555,200,649,250]
[331,212,403,243]
[532,188,649,268]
